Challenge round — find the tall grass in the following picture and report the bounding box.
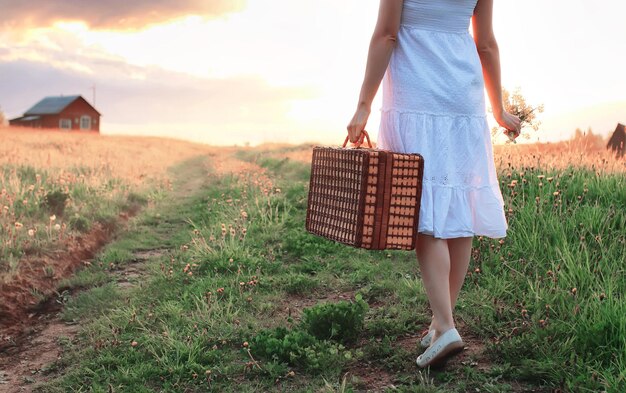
[32,146,626,392]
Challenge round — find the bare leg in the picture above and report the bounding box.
[415,233,454,342]
[448,236,473,309]
[426,236,473,332]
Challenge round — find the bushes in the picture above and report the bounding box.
[301,295,368,344]
[250,327,344,372]
[249,296,368,373]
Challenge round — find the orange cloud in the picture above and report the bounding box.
[0,0,246,30]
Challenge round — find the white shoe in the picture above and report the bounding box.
[416,328,464,368]
[419,330,434,349]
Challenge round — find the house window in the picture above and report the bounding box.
[80,116,91,130]
[59,119,72,129]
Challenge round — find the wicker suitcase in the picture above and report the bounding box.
[305,130,425,250]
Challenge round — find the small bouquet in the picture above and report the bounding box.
[493,88,544,144]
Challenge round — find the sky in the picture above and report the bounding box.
[0,0,624,146]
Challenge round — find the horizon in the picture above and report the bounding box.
[1,0,625,147]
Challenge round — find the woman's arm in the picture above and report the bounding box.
[472,0,521,137]
[347,0,404,143]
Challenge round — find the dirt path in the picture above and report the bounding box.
[0,149,270,393]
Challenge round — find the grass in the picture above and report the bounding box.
[0,163,144,278]
[9,146,625,392]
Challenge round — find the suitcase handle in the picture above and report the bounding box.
[342,130,373,149]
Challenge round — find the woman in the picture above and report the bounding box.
[347,0,521,368]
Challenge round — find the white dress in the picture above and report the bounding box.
[377,0,508,239]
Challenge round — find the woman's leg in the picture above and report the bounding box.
[415,233,454,342]
[447,236,473,309]
[426,236,474,332]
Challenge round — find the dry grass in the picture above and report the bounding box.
[263,139,626,173]
[493,140,625,174]
[0,126,216,186]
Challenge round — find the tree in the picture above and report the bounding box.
[491,87,544,143]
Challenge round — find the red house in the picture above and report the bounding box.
[9,95,101,132]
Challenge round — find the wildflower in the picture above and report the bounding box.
[275,188,282,193]
[547,177,554,183]
[242,341,249,348]
[599,293,606,301]
[217,287,224,294]
[22,199,28,205]
[28,229,35,237]
[240,211,248,219]
[571,287,577,295]
[54,224,61,231]
[521,309,528,318]
[537,175,545,180]
[15,222,23,229]
[49,215,56,221]
[229,258,234,263]
[131,341,138,347]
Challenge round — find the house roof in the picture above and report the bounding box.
[21,115,41,121]
[24,95,88,115]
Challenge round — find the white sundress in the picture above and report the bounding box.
[377,0,508,239]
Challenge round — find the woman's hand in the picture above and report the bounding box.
[346,105,371,143]
[495,110,521,140]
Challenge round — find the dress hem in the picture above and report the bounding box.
[417,229,507,240]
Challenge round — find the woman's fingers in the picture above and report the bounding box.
[347,108,370,143]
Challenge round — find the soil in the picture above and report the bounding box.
[0,213,130,393]
[0,221,114,344]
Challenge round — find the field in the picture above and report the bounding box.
[0,127,625,392]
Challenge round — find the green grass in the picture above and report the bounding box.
[31,151,626,392]
[0,164,148,273]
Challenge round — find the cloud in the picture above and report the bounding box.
[0,0,246,30]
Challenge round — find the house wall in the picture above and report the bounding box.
[56,98,101,131]
[9,119,42,128]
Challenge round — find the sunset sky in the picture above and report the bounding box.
[0,0,624,146]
